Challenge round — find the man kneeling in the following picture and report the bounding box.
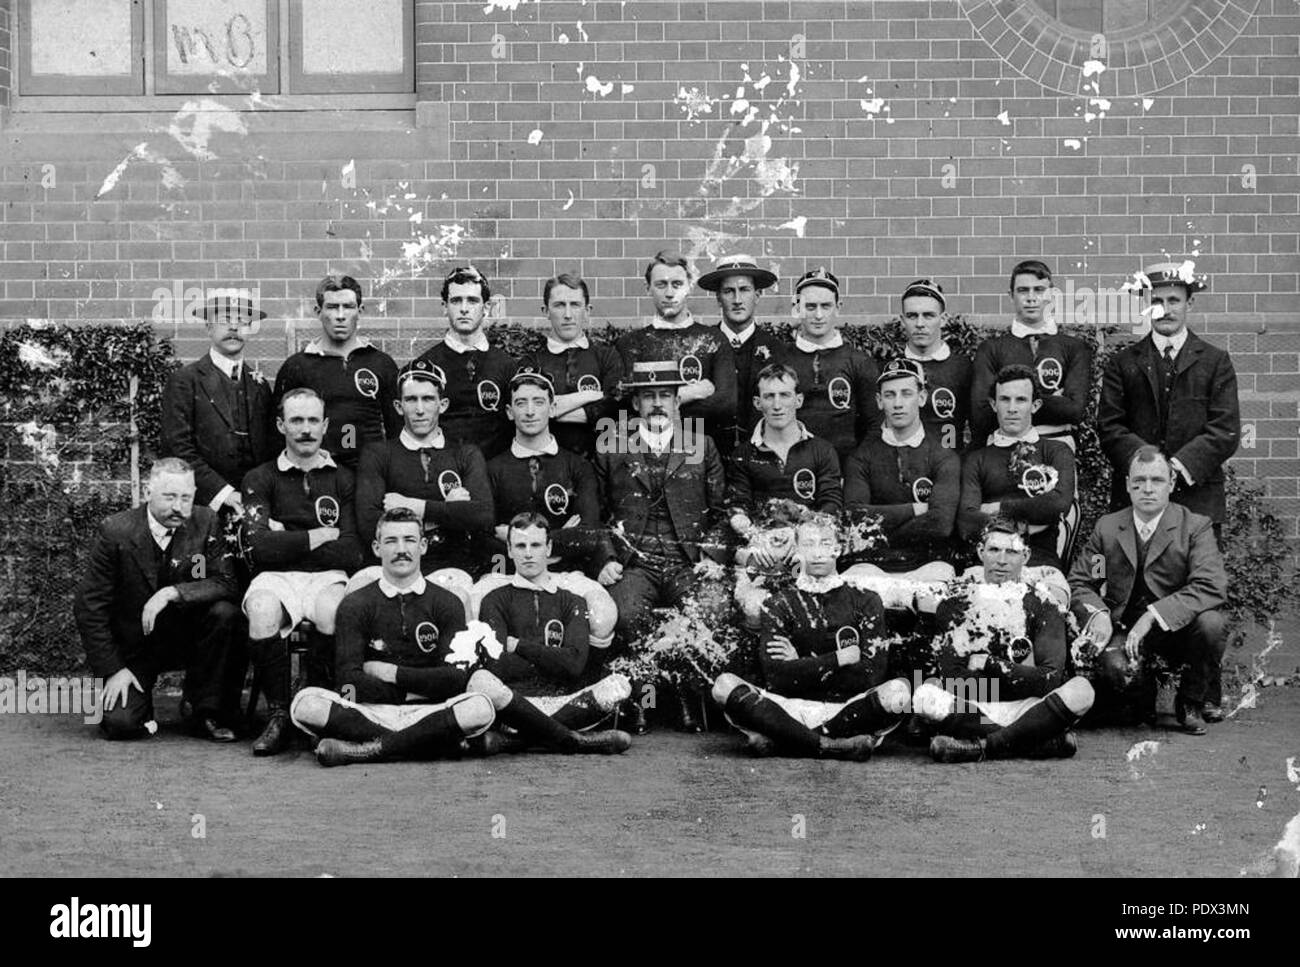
[712,516,911,760]
[291,509,628,765]
[916,518,1095,762]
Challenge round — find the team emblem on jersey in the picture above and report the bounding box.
[415,621,439,654]
[577,374,602,393]
[835,626,860,650]
[1036,357,1063,392]
[354,368,380,399]
[544,619,565,649]
[930,386,956,419]
[1019,465,1059,498]
[679,354,703,383]
[477,379,501,411]
[544,483,570,516]
[792,468,817,501]
[912,476,934,503]
[828,376,852,410]
[314,495,340,526]
[1009,636,1032,662]
[437,469,463,498]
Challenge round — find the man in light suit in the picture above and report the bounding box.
[1067,446,1228,734]
[74,458,243,741]
[1098,262,1240,531]
[160,292,277,515]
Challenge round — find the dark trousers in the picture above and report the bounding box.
[1097,609,1227,708]
[100,599,243,740]
[609,559,697,644]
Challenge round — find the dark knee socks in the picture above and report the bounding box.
[984,693,1074,759]
[723,683,821,756]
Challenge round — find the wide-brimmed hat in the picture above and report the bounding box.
[697,254,778,292]
[624,360,688,389]
[1141,261,1207,293]
[192,291,267,322]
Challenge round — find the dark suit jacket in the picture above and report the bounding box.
[1098,331,1240,522]
[593,426,730,569]
[161,355,277,507]
[1067,502,1227,633]
[73,506,239,679]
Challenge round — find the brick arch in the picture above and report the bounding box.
[962,0,1259,96]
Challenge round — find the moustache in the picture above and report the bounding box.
[392,554,412,562]
[295,434,317,442]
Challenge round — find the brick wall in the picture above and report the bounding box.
[1,0,1297,530]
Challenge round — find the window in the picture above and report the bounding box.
[15,0,414,107]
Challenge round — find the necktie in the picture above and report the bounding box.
[1162,345,1175,373]
[230,365,240,382]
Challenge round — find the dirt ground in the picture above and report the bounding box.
[2,620,1296,878]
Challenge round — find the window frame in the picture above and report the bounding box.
[17,0,146,96]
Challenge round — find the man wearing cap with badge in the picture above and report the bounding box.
[726,362,843,567]
[593,359,729,656]
[411,265,518,460]
[240,387,364,755]
[898,278,972,452]
[161,289,277,516]
[615,251,738,449]
[273,275,401,471]
[842,357,960,577]
[1098,262,1239,537]
[518,273,625,461]
[785,267,881,461]
[697,255,786,457]
[355,359,495,582]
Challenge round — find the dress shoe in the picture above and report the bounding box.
[676,690,703,733]
[1176,699,1207,736]
[817,733,877,762]
[1025,732,1078,759]
[252,708,293,756]
[1202,702,1224,723]
[571,729,632,754]
[194,716,237,743]
[315,738,386,767]
[744,733,777,757]
[1152,711,1182,730]
[623,698,650,735]
[929,734,986,763]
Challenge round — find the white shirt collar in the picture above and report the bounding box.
[304,335,373,356]
[146,509,176,549]
[276,449,337,472]
[1011,318,1058,339]
[795,572,844,593]
[636,424,675,454]
[881,422,926,448]
[1133,508,1166,541]
[208,348,243,377]
[904,341,950,362]
[989,427,1041,448]
[546,334,590,353]
[443,330,490,354]
[511,436,559,458]
[751,420,813,449]
[722,321,757,347]
[1151,328,1188,356]
[508,572,559,594]
[795,330,844,352]
[400,427,445,451]
[650,311,695,331]
[377,574,428,598]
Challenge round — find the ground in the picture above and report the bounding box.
[2,621,1296,878]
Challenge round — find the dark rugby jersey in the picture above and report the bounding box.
[411,337,518,459]
[969,327,1093,442]
[355,431,494,570]
[908,348,973,451]
[273,340,401,469]
[333,576,470,704]
[478,576,590,694]
[486,440,601,571]
[843,428,959,570]
[725,422,842,516]
[615,317,738,444]
[240,452,363,574]
[520,339,625,459]
[757,581,889,700]
[777,338,880,458]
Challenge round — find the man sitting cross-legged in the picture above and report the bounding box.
[914,518,1095,763]
[471,512,632,753]
[290,509,630,765]
[712,515,912,761]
